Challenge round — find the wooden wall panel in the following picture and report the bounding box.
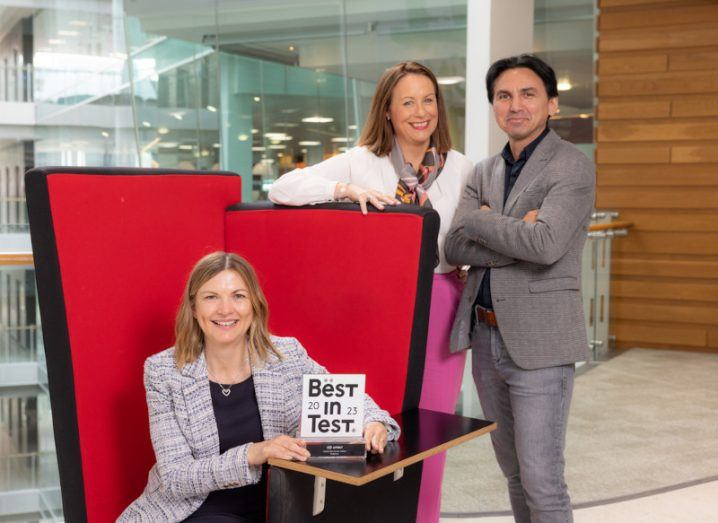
[600,4,718,30]
[672,144,718,163]
[610,211,718,232]
[669,51,718,73]
[613,232,718,255]
[598,70,718,97]
[671,97,718,117]
[612,279,718,302]
[596,144,670,164]
[597,55,667,75]
[613,258,718,278]
[612,322,706,347]
[598,121,718,142]
[613,300,718,326]
[597,100,670,120]
[597,188,718,209]
[597,0,718,352]
[597,165,718,187]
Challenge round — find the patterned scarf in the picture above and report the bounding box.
[391,139,446,208]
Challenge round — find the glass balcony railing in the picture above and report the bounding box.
[0,64,33,103]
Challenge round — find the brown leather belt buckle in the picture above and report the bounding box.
[475,305,498,328]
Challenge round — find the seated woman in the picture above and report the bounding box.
[119,252,399,522]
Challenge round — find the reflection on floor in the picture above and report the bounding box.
[440,348,718,521]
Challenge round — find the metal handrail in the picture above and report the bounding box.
[0,253,33,265]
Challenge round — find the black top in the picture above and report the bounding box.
[474,127,550,312]
[185,376,266,523]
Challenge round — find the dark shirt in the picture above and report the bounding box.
[474,127,550,312]
[185,376,266,523]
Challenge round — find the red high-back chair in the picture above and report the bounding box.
[26,167,438,522]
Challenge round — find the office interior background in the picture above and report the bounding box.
[2,0,717,521]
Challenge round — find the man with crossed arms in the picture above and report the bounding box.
[445,54,595,523]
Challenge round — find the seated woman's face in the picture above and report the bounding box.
[194,269,254,350]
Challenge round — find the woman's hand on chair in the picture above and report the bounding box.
[335,182,397,215]
[247,435,310,465]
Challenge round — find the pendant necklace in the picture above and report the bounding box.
[208,369,241,397]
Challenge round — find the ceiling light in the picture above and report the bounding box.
[288,45,296,52]
[274,122,299,128]
[268,145,286,150]
[142,121,151,127]
[158,142,179,148]
[158,127,169,135]
[48,39,66,45]
[170,111,185,120]
[437,76,465,85]
[302,116,334,123]
[58,30,79,37]
[264,132,292,141]
[557,78,572,91]
[100,131,109,138]
[178,144,194,150]
[251,129,259,134]
[347,124,357,130]
[331,137,349,143]
[253,96,261,102]
[206,105,217,112]
[238,134,249,141]
[213,143,220,148]
[298,141,321,146]
[252,146,266,152]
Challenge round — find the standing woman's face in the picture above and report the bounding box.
[387,73,439,150]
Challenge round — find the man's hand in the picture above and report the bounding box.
[523,209,539,223]
[480,204,491,212]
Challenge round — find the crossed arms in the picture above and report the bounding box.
[445,155,595,268]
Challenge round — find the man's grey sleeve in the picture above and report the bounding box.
[445,163,517,268]
[462,155,595,266]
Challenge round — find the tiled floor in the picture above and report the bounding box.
[440,349,718,522]
[441,479,718,522]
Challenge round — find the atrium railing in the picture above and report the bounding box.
[582,211,633,360]
[0,64,33,103]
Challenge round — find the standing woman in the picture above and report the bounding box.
[269,61,472,523]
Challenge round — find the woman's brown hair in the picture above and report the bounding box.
[174,252,281,368]
[358,61,452,156]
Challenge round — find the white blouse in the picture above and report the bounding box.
[268,146,474,274]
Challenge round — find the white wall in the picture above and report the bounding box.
[464,0,534,163]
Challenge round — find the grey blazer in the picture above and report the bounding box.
[445,130,595,369]
[118,336,400,522]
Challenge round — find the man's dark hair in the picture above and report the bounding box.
[485,54,558,103]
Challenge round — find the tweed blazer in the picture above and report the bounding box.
[118,336,400,522]
[445,130,595,369]
[267,146,473,274]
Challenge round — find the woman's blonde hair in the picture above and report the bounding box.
[358,61,452,156]
[174,251,281,368]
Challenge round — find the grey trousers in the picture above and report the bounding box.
[471,322,574,523]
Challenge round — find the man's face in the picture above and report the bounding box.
[491,67,558,146]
